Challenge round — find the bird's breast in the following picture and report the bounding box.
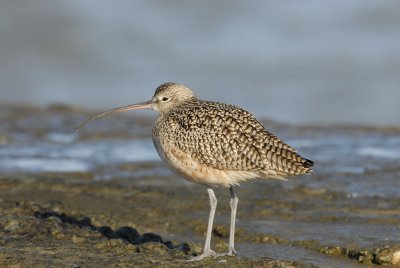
[152,115,178,164]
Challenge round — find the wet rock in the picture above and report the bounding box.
[138,232,163,244]
[319,244,400,266]
[393,251,400,266]
[34,210,94,230]
[114,226,140,243]
[98,226,117,238]
[162,240,173,250]
[373,245,400,266]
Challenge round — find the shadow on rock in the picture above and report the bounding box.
[34,210,190,254]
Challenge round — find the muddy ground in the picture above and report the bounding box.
[0,173,320,268]
[0,104,399,267]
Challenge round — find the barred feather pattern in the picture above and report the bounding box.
[153,98,313,182]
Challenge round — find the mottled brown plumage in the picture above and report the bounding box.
[152,83,312,187]
[77,82,313,261]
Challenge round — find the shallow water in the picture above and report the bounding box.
[0,105,399,266]
[240,243,367,268]
[1,1,400,126]
[1,107,399,199]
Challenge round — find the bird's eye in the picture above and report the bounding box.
[161,97,170,102]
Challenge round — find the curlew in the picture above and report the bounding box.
[77,82,313,261]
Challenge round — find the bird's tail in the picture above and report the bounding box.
[302,158,314,169]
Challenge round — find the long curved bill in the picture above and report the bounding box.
[76,101,153,132]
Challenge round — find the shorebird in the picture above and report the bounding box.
[77,82,313,261]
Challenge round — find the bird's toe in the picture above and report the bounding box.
[188,249,217,261]
[228,248,237,256]
[217,248,237,257]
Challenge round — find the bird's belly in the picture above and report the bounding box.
[153,138,256,187]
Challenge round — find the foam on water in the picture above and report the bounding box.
[0,158,89,173]
[0,127,399,199]
[0,137,159,173]
[46,133,76,144]
[357,147,400,160]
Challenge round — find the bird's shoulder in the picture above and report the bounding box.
[167,99,264,132]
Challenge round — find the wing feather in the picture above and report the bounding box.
[157,100,312,176]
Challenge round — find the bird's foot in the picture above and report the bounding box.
[218,248,237,257]
[188,249,217,261]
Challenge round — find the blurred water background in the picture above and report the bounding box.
[1,0,399,126]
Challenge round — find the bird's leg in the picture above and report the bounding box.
[226,186,238,256]
[216,187,238,257]
[189,187,218,261]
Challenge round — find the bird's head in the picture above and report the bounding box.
[151,82,196,113]
[76,82,196,131]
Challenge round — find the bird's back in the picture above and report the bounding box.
[153,99,313,184]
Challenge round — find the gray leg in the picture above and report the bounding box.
[228,186,238,256]
[189,187,218,261]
